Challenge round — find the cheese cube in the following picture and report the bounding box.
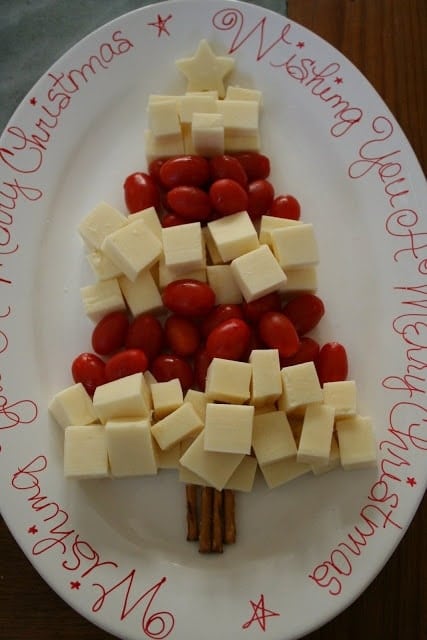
[259,215,302,248]
[48,383,98,429]
[102,219,162,281]
[281,267,318,294]
[206,265,243,304]
[249,349,282,406]
[148,98,181,137]
[179,430,244,491]
[161,222,204,274]
[184,389,208,421]
[155,441,182,470]
[151,402,203,450]
[297,403,335,464]
[311,434,341,475]
[224,133,261,153]
[252,410,297,465]
[204,402,254,455]
[178,94,217,123]
[208,211,259,262]
[225,455,258,492]
[158,255,207,288]
[205,358,252,404]
[64,425,109,479]
[191,112,224,156]
[216,99,259,136]
[151,379,183,419]
[80,278,126,323]
[260,456,311,489]
[202,227,223,265]
[225,86,263,105]
[144,129,184,164]
[128,206,162,240]
[271,223,319,270]
[280,362,323,413]
[230,244,287,302]
[119,271,163,317]
[323,381,357,418]
[336,415,377,470]
[106,418,157,477]
[78,202,127,250]
[179,465,211,486]
[93,373,151,423]
[87,250,123,280]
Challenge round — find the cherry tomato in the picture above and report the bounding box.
[282,294,325,336]
[166,186,211,221]
[161,212,187,227]
[209,178,249,216]
[123,172,160,213]
[91,311,129,356]
[270,194,301,220]
[200,304,244,337]
[72,352,106,396]
[193,348,213,391]
[315,342,348,385]
[209,155,248,188]
[247,179,275,220]
[232,152,270,180]
[151,354,194,390]
[258,311,300,357]
[105,348,148,382]
[159,155,210,189]
[206,318,252,361]
[241,291,282,324]
[164,315,200,357]
[280,336,320,367]
[148,158,166,184]
[125,313,164,362]
[162,279,216,316]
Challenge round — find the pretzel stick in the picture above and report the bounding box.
[211,490,224,553]
[185,484,199,541]
[199,486,214,553]
[223,489,236,544]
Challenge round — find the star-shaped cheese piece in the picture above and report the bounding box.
[175,40,234,98]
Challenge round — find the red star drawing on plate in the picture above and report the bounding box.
[242,594,280,632]
[28,525,38,535]
[70,581,81,590]
[334,76,343,84]
[296,41,305,48]
[30,97,37,106]
[147,14,172,37]
[406,476,417,487]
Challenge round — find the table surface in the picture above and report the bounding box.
[0,1,426,639]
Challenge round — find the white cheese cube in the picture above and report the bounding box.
[252,410,297,465]
[184,389,208,421]
[206,265,243,304]
[80,278,126,323]
[151,402,203,451]
[208,211,259,263]
[191,112,224,156]
[78,202,127,250]
[48,383,98,429]
[179,430,244,491]
[311,435,341,475]
[148,98,181,137]
[93,373,151,423]
[297,404,335,464]
[128,206,162,240]
[224,133,261,153]
[102,219,162,282]
[161,222,204,274]
[158,255,207,288]
[202,227,223,265]
[106,418,157,477]
[271,223,319,270]
[178,94,217,123]
[322,381,357,418]
[259,215,302,248]
[260,456,311,489]
[148,94,180,104]
[204,402,254,455]
[230,244,287,302]
[336,415,377,470]
[205,358,252,404]
[144,129,184,164]
[225,86,263,105]
[179,465,211,486]
[87,250,123,281]
[216,99,259,136]
[249,349,282,406]
[280,362,323,413]
[119,271,163,317]
[64,425,109,479]
[281,267,318,294]
[225,455,258,492]
[155,441,182,470]
[151,379,183,419]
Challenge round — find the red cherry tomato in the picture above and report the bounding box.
[193,348,213,391]
[125,314,164,362]
[123,172,160,213]
[247,179,275,220]
[162,279,216,316]
[105,348,148,382]
[206,318,252,361]
[159,155,210,189]
[166,186,211,221]
[161,213,187,227]
[315,342,348,385]
[164,315,200,357]
[232,152,270,180]
[151,354,194,390]
[209,155,248,188]
[72,352,106,396]
[280,336,320,367]
[200,304,244,337]
[258,311,300,358]
[282,294,325,336]
[270,194,301,220]
[91,311,129,356]
[209,178,249,216]
[241,291,282,324]
[148,158,166,184]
